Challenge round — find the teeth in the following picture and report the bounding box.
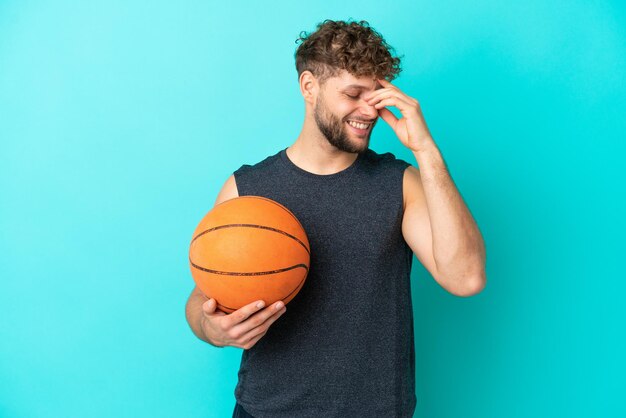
[347,121,369,130]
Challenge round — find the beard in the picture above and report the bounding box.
[313,91,372,154]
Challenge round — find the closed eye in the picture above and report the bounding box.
[345,94,359,99]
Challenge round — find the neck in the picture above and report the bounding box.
[286,114,359,176]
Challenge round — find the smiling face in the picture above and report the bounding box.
[312,70,382,153]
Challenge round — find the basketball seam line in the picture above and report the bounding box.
[244,196,307,234]
[215,196,307,235]
[191,223,310,255]
[189,259,309,276]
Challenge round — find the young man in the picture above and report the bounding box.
[186,19,486,418]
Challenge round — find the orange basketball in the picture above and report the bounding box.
[189,196,310,313]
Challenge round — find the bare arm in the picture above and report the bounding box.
[184,174,287,348]
[402,143,486,297]
[362,77,486,297]
[185,286,215,345]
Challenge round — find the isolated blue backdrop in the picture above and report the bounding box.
[1,1,624,417]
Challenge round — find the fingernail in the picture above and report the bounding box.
[256,301,265,309]
[275,301,284,310]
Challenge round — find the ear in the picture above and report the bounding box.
[299,71,318,105]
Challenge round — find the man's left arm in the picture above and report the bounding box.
[365,78,486,296]
[403,143,486,296]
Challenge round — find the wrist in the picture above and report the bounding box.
[411,140,445,166]
[410,137,438,156]
[199,314,224,348]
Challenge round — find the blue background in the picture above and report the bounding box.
[1,1,624,417]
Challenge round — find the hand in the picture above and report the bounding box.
[364,78,434,153]
[200,298,287,349]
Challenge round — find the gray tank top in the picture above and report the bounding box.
[232,147,415,418]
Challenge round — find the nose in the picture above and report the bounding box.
[358,98,379,121]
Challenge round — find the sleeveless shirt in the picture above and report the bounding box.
[232,147,416,418]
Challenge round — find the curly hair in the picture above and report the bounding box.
[294,19,403,86]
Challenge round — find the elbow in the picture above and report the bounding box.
[449,272,487,298]
[442,273,487,298]
[437,243,487,298]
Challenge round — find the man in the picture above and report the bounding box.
[186,19,486,418]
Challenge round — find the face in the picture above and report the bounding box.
[312,70,381,154]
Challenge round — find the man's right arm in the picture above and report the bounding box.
[185,174,239,346]
[185,286,216,345]
[184,174,287,349]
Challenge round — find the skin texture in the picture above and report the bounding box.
[313,81,379,154]
[287,70,382,173]
[185,67,487,349]
[361,75,487,296]
[291,69,486,296]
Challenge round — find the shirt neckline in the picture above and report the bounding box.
[279,147,365,179]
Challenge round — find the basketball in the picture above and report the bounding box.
[189,196,310,313]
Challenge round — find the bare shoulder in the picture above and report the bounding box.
[214,174,240,206]
[402,165,423,211]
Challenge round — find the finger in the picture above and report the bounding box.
[202,298,227,318]
[222,299,267,329]
[367,83,415,103]
[237,306,287,343]
[363,87,392,102]
[202,298,217,313]
[373,96,415,113]
[369,90,414,106]
[378,107,398,128]
[242,331,266,350]
[377,78,395,88]
[229,301,286,339]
